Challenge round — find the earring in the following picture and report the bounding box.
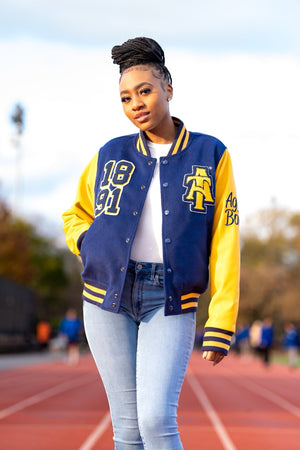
[167,97,171,102]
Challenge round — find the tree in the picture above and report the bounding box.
[239,206,300,332]
[0,201,33,284]
[0,199,82,323]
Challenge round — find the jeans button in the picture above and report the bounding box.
[137,264,143,270]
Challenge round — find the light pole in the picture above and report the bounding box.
[10,103,25,215]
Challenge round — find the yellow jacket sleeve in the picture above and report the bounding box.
[62,152,98,256]
[203,149,240,353]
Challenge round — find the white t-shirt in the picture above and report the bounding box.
[130,141,172,263]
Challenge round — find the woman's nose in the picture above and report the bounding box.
[132,94,144,110]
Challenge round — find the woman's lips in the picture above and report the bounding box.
[134,112,150,123]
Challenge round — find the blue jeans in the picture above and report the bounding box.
[83,260,196,450]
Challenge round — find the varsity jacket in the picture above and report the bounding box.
[62,118,240,355]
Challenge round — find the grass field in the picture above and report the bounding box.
[272,351,300,367]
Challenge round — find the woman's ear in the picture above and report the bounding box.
[166,83,173,102]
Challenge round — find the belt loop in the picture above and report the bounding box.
[150,263,156,281]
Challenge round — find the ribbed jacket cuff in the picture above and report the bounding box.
[202,327,234,355]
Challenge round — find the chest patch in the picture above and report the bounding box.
[182,166,214,213]
[95,160,135,216]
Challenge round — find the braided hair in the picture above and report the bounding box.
[111,37,172,85]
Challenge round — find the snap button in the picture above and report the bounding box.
[114,293,118,298]
[164,210,170,215]
[165,238,171,244]
[125,238,130,243]
[133,211,138,216]
[167,268,172,273]
[169,305,174,311]
[148,161,153,165]
[162,159,168,165]
[112,302,116,308]
[137,264,143,270]
[120,267,125,272]
[141,185,146,190]
[163,182,169,188]
[168,296,173,302]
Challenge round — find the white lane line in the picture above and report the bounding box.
[234,376,300,419]
[187,370,237,450]
[0,375,95,420]
[78,411,111,450]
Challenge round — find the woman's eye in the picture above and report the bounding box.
[121,96,130,103]
[140,88,151,95]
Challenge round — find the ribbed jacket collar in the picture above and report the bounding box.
[135,117,190,157]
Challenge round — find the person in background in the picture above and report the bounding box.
[249,320,262,356]
[259,317,274,366]
[62,37,240,449]
[36,320,51,350]
[234,323,250,356]
[58,308,82,365]
[282,322,299,369]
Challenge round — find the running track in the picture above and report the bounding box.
[1,351,300,449]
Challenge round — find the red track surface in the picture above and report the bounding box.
[1,351,300,449]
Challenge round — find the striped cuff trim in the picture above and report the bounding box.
[202,327,234,355]
[181,293,200,311]
[82,283,106,305]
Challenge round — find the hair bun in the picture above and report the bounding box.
[112,37,164,71]
[111,37,172,84]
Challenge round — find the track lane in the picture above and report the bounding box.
[1,352,300,449]
[187,369,236,450]
[78,412,111,450]
[186,352,300,450]
[0,355,113,449]
[0,374,96,420]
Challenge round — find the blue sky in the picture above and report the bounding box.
[1,0,300,53]
[0,1,299,241]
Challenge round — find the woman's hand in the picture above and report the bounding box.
[202,350,225,366]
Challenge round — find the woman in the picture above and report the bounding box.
[62,37,240,450]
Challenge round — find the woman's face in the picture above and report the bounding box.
[119,65,173,139]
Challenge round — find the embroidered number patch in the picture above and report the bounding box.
[182,166,214,213]
[95,160,135,216]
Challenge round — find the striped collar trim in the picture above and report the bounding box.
[135,117,190,157]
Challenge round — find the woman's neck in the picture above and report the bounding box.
[144,116,176,144]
